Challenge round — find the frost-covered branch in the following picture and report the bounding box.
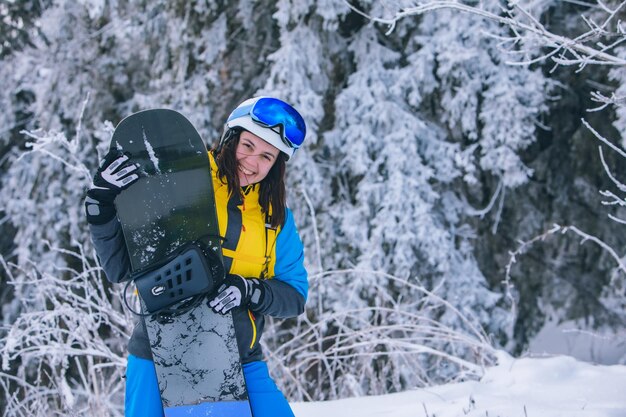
[465,179,503,218]
[346,0,626,70]
[0,247,131,417]
[264,268,498,401]
[505,223,626,298]
[583,119,626,158]
[582,121,626,225]
[589,90,626,112]
[19,129,93,181]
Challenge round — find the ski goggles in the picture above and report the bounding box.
[227,97,306,150]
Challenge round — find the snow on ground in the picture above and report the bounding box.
[292,352,626,417]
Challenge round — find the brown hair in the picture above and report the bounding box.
[212,129,287,228]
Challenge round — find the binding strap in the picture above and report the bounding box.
[123,238,225,321]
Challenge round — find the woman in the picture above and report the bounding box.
[85,96,308,417]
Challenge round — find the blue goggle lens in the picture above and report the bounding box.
[228,98,306,149]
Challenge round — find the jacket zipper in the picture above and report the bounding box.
[247,310,257,349]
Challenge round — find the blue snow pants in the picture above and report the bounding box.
[125,354,295,417]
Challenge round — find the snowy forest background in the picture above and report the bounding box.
[1,0,625,415]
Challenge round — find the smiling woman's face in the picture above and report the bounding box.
[235,130,281,186]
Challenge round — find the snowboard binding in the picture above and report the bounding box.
[124,238,225,321]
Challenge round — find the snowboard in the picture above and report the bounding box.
[111,109,252,416]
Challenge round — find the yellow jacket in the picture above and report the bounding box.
[209,152,307,362]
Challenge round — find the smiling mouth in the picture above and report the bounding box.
[239,165,254,176]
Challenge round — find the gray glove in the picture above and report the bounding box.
[209,274,266,315]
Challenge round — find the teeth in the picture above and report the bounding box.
[239,166,254,176]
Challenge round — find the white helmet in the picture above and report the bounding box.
[225,96,306,160]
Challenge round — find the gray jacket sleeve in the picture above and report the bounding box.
[90,218,153,360]
[89,217,131,283]
[253,279,306,318]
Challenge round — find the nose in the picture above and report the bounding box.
[239,153,261,169]
[248,153,264,166]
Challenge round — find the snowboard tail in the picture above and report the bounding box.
[165,400,252,417]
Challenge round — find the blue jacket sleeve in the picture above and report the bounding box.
[274,208,308,300]
[252,208,308,318]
